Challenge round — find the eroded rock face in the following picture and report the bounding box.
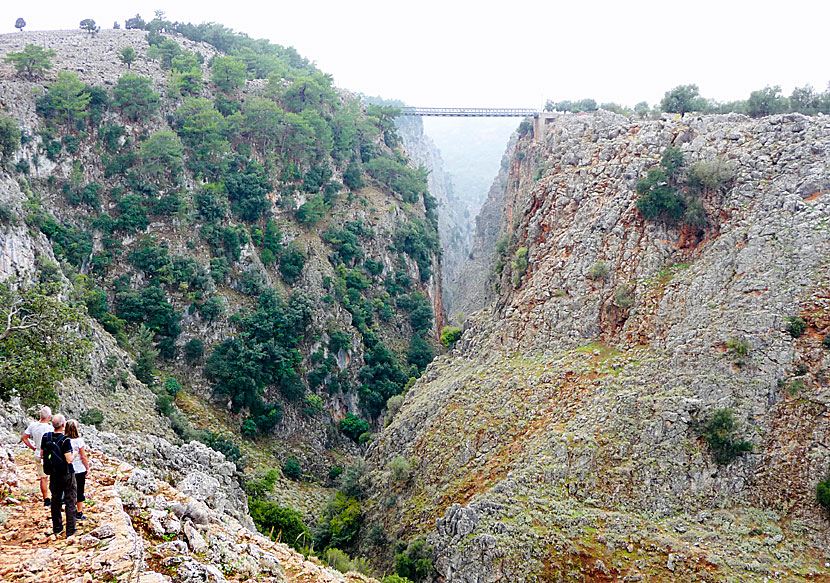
[368,112,830,581]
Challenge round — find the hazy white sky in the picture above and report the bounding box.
[4,0,829,109]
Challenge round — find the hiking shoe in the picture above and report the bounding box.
[66,530,76,539]
[76,513,86,521]
[46,527,64,536]
[43,498,51,507]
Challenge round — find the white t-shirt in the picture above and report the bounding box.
[24,421,53,457]
[70,437,87,474]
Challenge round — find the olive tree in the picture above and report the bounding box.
[80,19,97,33]
[0,279,91,406]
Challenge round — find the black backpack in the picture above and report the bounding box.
[42,433,71,476]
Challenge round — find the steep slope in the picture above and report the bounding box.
[451,131,518,317]
[366,111,830,581]
[0,25,442,486]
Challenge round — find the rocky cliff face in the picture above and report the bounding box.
[366,111,830,581]
[451,132,519,317]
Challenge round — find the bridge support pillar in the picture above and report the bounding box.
[533,113,557,141]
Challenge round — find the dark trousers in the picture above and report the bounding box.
[49,471,77,534]
[76,471,86,503]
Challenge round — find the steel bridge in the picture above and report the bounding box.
[398,107,539,117]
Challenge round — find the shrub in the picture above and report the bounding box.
[80,408,104,429]
[395,538,434,582]
[312,492,362,550]
[699,408,752,466]
[511,246,528,288]
[686,158,736,191]
[248,499,309,551]
[0,114,21,159]
[303,394,323,416]
[787,316,807,338]
[612,285,634,309]
[407,335,434,373]
[339,413,370,442]
[817,477,830,511]
[786,378,805,396]
[823,334,830,350]
[660,147,684,178]
[588,260,610,280]
[389,456,410,482]
[383,576,414,583]
[282,458,302,480]
[279,244,305,284]
[164,376,182,395]
[636,168,685,222]
[440,326,462,349]
[328,466,343,482]
[386,394,405,418]
[726,337,750,358]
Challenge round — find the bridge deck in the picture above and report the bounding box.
[399,107,539,117]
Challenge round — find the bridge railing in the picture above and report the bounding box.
[398,107,539,117]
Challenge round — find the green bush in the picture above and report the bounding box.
[817,477,830,511]
[726,337,750,358]
[636,168,685,222]
[699,408,752,466]
[0,115,21,160]
[511,246,528,288]
[328,466,343,482]
[686,158,736,191]
[588,260,610,280]
[787,316,807,338]
[786,378,805,396]
[339,413,370,442]
[312,492,362,551]
[406,336,433,373]
[282,458,302,480]
[249,499,309,550]
[612,285,634,309]
[395,538,434,582]
[440,326,462,349]
[389,455,410,482]
[80,408,104,429]
[184,338,205,362]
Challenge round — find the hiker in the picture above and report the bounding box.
[64,419,90,521]
[21,406,53,507]
[40,414,77,537]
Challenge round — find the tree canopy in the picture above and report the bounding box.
[0,280,91,406]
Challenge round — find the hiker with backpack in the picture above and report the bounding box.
[64,419,90,521]
[21,406,53,507]
[40,414,77,538]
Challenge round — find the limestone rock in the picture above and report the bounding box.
[128,468,159,495]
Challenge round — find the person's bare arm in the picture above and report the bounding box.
[80,446,90,472]
[64,450,76,464]
[21,433,34,450]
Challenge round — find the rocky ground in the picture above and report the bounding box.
[0,438,376,583]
